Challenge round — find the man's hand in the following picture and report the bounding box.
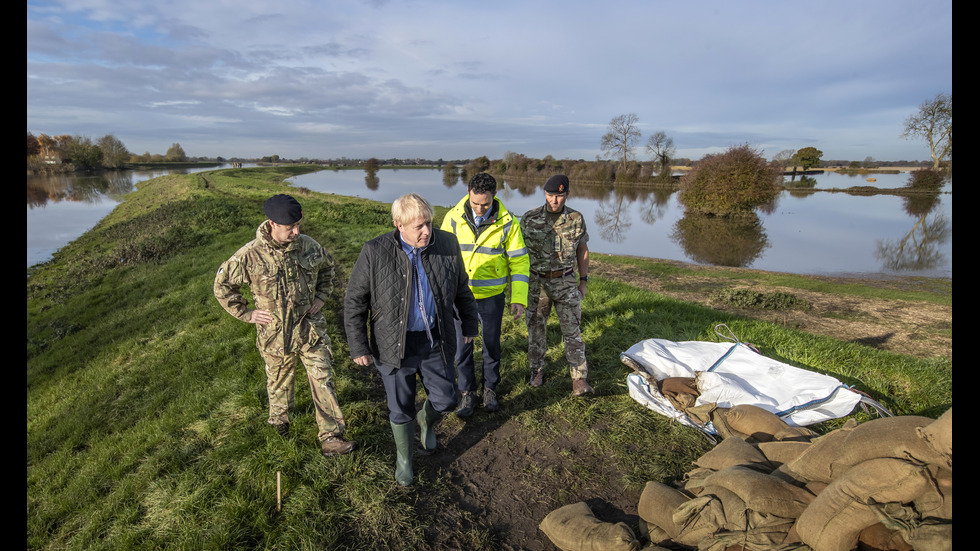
[308,298,325,315]
[464,336,474,344]
[249,309,273,325]
[511,303,525,320]
[578,281,588,299]
[353,355,373,366]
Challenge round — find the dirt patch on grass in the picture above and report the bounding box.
[590,257,952,360]
[415,413,641,551]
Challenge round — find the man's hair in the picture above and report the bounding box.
[391,193,434,226]
[467,172,497,196]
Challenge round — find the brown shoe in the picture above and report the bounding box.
[571,378,594,397]
[530,369,544,387]
[321,436,357,456]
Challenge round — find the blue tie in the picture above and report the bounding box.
[411,250,435,346]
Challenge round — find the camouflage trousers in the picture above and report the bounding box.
[525,274,588,379]
[260,340,346,442]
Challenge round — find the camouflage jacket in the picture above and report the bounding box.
[214,221,336,355]
[521,204,590,273]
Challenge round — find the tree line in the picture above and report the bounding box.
[27,132,188,172]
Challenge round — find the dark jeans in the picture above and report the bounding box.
[454,292,504,393]
[377,332,457,424]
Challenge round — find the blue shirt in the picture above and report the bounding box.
[400,236,436,332]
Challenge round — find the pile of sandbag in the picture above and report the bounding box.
[539,407,951,551]
[636,407,952,551]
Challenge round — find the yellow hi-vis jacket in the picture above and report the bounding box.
[441,195,530,306]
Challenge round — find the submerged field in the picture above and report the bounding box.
[26,166,951,550]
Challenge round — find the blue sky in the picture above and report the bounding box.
[27,0,952,162]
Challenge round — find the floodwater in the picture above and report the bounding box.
[26,167,951,278]
[288,169,952,278]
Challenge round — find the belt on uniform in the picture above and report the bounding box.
[530,267,574,279]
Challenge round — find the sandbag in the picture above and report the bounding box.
[785,416,940,483]
[539,501,639,551]
[637,481,690,540]
[756,440,812,467]
[856,522,914,551]
[703,466,815,519]
[910,522,952,551]
[917,408,952,469]
[795,458,936,551]
[721,404,817,443]
[694,436,772,472]
[672,495,727,546]
[699,484,747,532]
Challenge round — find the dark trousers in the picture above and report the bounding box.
[454,292,504,393]
[377,332,458,424]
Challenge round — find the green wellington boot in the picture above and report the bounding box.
[416,399,441,453]
[390,420,415,487]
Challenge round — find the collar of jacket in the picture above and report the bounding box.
[257,220,298,251]
[456,195,506,232]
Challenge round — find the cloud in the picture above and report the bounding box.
[27,0,952,161]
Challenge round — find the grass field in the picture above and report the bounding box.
[26,166,952,549]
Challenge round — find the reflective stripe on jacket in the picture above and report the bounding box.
[441,195,530,306]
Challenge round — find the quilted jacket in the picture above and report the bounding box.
[343,228,479,371]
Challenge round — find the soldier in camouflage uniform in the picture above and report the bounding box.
[214,194,356,457]
[521,175,594,397]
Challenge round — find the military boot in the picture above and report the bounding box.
[416,399,442,454]
[571,378,594,397]
[320,435,357,456]
[390,420,414,487]
[530,369,544,387]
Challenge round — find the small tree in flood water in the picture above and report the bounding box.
[679,145,782,216]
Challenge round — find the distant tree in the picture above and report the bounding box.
[63,135,104,168]
[793,147,823,172]
[27,132,40,157]
[679,144,782,216]
[645,131,676,182]
[165,143,187,162]
[903,93,952,169]
[97,134,130,167]
[772,149,795,169]
[364,157,379,172]
[600,113,642,173]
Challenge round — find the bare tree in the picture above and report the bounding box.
[772,149,796,170]
[645,131,676,182]
[903,93,952,169]
[600,113,641,173]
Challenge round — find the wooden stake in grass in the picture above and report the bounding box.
[277,471,281,512]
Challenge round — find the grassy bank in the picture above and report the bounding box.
[26,167,952,549]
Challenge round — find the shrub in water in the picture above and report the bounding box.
[679,145,782,216]
[906,168,946,190]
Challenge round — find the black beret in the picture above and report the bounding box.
[263,194,303,224]
[544,174,569,194]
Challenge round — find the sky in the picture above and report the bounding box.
[27,0,952,163]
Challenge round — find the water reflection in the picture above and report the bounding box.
[672,213,770,267]
[875,212,951,271]
[27,171,136,208]
[288,168,950,278]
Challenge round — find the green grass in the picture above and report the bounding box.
[596,253,952,306]
[27,167,952,549]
